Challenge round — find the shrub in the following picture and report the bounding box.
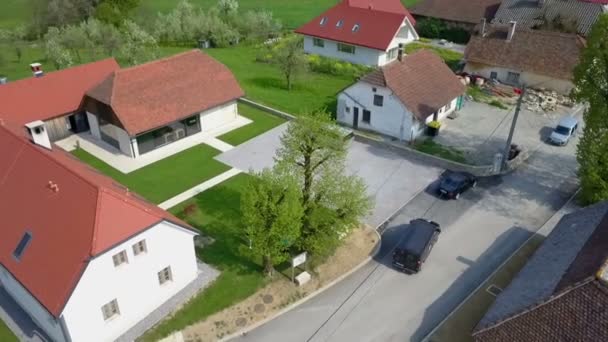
[416,18,470,44]
[305,54,371,78]
[428,120,441,129]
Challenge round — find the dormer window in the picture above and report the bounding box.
[320,17,328,26]
[336,20,344,28]
[352,24,360,32]
[13,232,32,261]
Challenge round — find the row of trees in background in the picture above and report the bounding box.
[0,0,283,71]
[242,111,371,276]
[154,0,281,47]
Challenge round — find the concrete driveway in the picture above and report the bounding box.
[229,119,580,341]
[216,124,443,228]
[436,101,585,165]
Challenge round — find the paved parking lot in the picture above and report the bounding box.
[436,101,584,165]
[230,107,581,341]
[216,124,443,227]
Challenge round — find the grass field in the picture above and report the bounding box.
[141,173,268,341]
[72,143,230,204]
[218,104,286,145]
[0,319,18,342]
[414,138,468,164]
[206,45,353,115]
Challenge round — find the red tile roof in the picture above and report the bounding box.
[360,50,466,121]
[411,0,501,25]
[465,26,585,80]
[0,59,120,125]
[0,123,195,317]
[295,0,416,51]
[86,50,244,136]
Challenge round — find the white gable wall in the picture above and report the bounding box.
[0,265,67,342]
[337,82,417,141]
[60,221,198,342]
[379,18,419,66]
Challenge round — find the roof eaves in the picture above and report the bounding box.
[473,276,597,335]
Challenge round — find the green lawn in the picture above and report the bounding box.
[72,144,230,204]
[414,138,468,164]
[206,45,353,115]
[218,104,286,145]
[141,173,267,341]
[404,42,464,71]
[0,319,18,342]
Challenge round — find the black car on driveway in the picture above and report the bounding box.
[438,171,477,200]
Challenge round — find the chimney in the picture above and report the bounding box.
[30,62,43,78]
[25,120,52,150]
[480,18,487,37]
[507,21,517,42]
[398,43,404,62]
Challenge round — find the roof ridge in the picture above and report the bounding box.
[474,276,596,335]
[114,49,200,75]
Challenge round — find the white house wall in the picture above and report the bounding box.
[464,62,574,94]
[200,101,238,132]
[61,221,198,342]
[303,36,383,66]
[379,19,419,66]
[86,111,133,157]
[337,82,416,141]
[0,265,66,342]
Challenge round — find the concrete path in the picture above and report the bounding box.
[0,285,50,342]
[159,168,242,209]
[204,137,235,153]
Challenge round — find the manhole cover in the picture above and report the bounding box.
[263,294,273,304]
[235,317,247,327]
[254,303,265,313]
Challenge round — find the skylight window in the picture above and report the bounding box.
[13,232,32,261]
[336,20,344,28]
[320,17,328,26]
[352,24,360,32]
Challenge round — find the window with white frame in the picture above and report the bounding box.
[387,47,399,60]
[373,95,384,107]
[101,299,120,321]
[363,110,371,123]
[112,250,128,267]
[337,43,355,54]
[313,38,325,47]
[158,266,173,285]
[320,17,328,26]
[132,239,147,256]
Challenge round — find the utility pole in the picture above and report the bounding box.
[502,86,526,170]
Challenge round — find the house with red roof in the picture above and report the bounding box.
[83,50,244,159]
[0,121,217,342]
[295,0,419,66]
[0,58,120,141]
[0,50,245,171]
[337,49,466,141]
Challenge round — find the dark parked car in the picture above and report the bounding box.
[392,219,441,274]
[438,171,477,200]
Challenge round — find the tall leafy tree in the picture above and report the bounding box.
[572,14,608,204]
[275,111,371,258]
[119,20,158,66]
[241,169,303,276]
[272,35,307,90]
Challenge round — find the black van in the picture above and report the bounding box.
[392,219,441,274]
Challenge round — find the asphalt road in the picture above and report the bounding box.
[231,134,579,342]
